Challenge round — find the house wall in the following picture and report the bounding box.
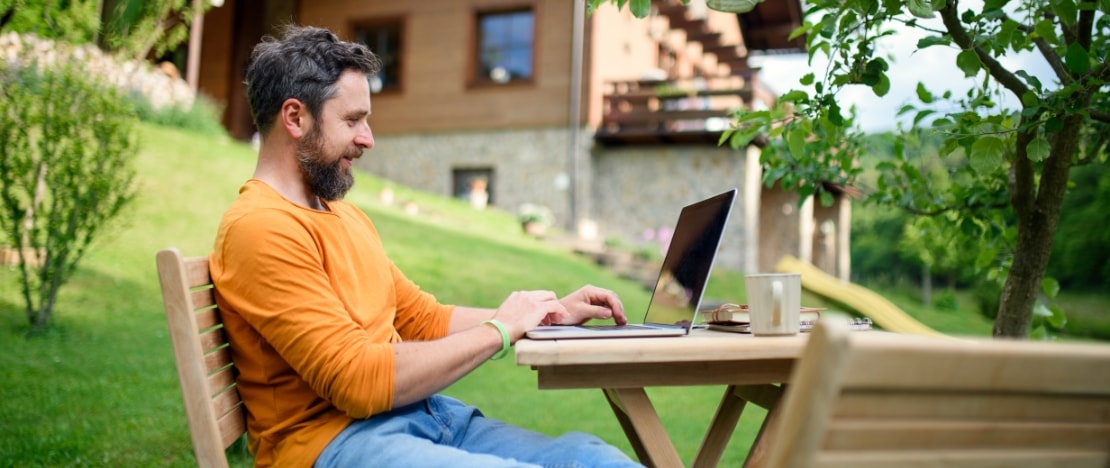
[589,145,752,272]
[296,0,577,135]
[353,127,587,232]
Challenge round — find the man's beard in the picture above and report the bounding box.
[296,126,360,201]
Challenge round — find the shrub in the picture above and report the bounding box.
[0,62,138,332]
[128,91,227,136]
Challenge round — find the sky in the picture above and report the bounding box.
[747,15,1059,133]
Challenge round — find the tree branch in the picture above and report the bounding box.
[940,0,1030,99]
[1077,2,1094,48]
[1093,109,1110,124]
[1034,37,1074,84]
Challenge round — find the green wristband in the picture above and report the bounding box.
[481,319,511,360]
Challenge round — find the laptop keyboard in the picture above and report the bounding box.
[585,324,658,331]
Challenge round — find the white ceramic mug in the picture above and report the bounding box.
[745,273,801,336]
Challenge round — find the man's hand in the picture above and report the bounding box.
[493,290,568,342]
[551,285,627,326]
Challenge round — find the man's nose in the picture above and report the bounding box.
[355,123,374,150]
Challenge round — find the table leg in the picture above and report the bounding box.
[692,385,748,468]
[603,388,684,468]
[742,384,787,468]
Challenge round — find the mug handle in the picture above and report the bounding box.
[772,280,782,327]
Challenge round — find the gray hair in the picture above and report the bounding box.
[245,25,381,134]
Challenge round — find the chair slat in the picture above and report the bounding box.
[822,419,1110,450]
[845,341,1110,394]
[191,288,216,310]
[183,256,212,286]
[217,405,247,449]
[835,392,1110,422]
[212,386,243,419]
[208,365,236,398]
[815,449,1110,468]
[198,327,228,355]
[204,345,233,374]
[194,307,220,331]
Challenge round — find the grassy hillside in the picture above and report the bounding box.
[0,124,769,466]
[6,123,1087,466]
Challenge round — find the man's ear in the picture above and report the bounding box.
[279,98,310,139]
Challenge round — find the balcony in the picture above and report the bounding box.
[594,77,754,146]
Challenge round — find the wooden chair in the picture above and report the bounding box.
[157,248,246,468]
[759,317,1110,467]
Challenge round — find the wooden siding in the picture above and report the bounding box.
[297,0,576,134]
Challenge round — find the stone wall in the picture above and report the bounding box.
[357,127,754,272]
[0,32,195,109]
[589,145,751,272]
[355,127,588,230]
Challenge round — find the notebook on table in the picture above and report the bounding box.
[525,188,736,340]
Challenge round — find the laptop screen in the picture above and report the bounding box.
[642,189,736,329]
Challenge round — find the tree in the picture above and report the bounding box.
[0,0,210,62]
[0,62,138,332]
[599,0,1107,338]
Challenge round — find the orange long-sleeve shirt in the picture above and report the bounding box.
[210,180,454,467]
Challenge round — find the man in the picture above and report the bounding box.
[210,25,641,467]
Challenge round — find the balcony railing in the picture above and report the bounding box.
[595,77,754,146]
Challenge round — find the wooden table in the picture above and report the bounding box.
[514,329,811,468]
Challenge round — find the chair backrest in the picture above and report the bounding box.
[157,248,246,468]
[763,318,1110,468]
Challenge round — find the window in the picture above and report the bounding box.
[453,168,495,209]
[352,19,404,93]
[475,8,534,84]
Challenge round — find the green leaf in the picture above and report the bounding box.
[629,0,651,18]
[1064,43,1090,74]
[1041,277,1060,298]
[970,136,1005,174]
[788,22,811,41]
[819,190,834,207]
[906,0,937,18]
[916,35,950,49]
[956,49,981,77]
[780,90,809,102]
[705,0,764,14]
[1047,306,1067,329]
[1053,0,1078,27]
[788,129,806,158]
[915,82,934,103]
[871,73,890,97]
[799,73,815,86]
[997,20,1019,51]
[1020,90,1039,108]
[1046,116,1064,132]
[1033,19,1056,40]
[1026,134,1050,161]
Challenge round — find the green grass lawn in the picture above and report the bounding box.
[1,124,1106,466]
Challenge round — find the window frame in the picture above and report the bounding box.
[350,16,407,95]
[469,3,538,89]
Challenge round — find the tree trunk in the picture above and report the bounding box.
[994,114,1084,337]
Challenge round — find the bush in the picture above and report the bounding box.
[128,91,227,136]
[0,62,138,331]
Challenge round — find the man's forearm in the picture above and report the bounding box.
[446,306,497,334]
[390,322,503,407]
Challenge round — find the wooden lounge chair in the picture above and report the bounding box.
[758,317,1110,467]
[157,248,246,468]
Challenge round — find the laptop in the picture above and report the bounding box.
[526,188,736,340]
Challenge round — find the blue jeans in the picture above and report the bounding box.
[315,394,643,467]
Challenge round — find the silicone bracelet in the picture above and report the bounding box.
[481,319,511,360]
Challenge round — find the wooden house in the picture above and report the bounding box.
[194,0,852,279]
